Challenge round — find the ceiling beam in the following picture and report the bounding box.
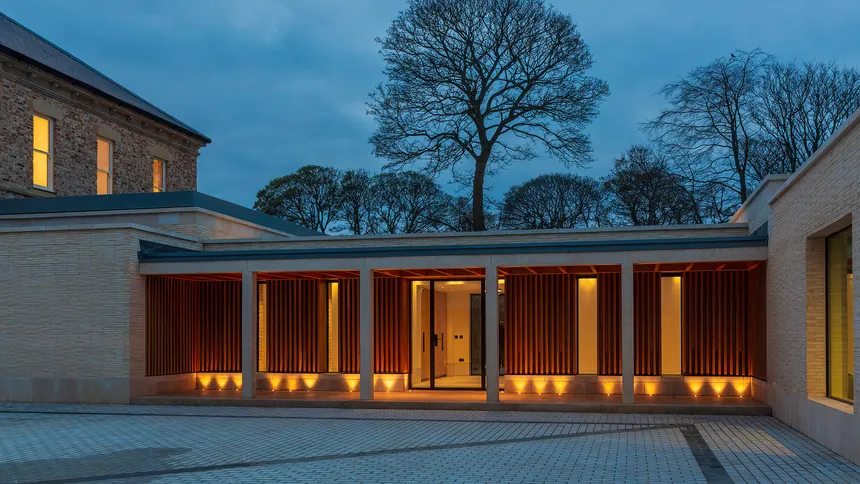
[685,263,694,272]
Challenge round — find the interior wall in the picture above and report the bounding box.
[445,291,473,376]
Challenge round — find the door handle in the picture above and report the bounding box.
[441,333,444,351]
[432,333,438,347]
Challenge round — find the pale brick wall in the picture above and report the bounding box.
[0,226,199,403]
[768,119,860,400]
[0,76,200,198]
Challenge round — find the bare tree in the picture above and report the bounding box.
[253,165,341,233]
[645,50,769,203]
[500,173,601,229]
[442,195,500,232]
[371,171,450,234]
[754,60,860,176]
[602,146,697,226]
[337,169,375,235]
[369,0,609,231]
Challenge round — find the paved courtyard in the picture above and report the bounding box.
[1,403,859,483]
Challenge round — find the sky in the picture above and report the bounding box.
[1,0,858,207]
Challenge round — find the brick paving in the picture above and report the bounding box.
[1,403,858,483]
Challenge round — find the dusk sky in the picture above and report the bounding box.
[2,0,858,207]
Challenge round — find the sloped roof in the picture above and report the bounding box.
[0,12,210,143]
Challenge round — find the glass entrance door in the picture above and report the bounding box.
[410,280,485,389]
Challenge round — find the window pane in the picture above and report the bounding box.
[97,139,111,171]
[827,226,853,403]
[153,159,163,189]
[97,171,109,195]
[33,115,50,152]
[33,151,49,187]
[328,282,339,372]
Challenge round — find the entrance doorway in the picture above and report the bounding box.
[410,280,485,389]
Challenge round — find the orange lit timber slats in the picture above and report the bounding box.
[199,280,242,373]
[338,278,361,373]
[265,280,325,373]
[682,270,751,376]
[504,274,578,375]
[597,273,622,375]
[145,277,241,376]
[746,263,767,380]
[372,277,410,373]
[146,277,200,376]
[634,272,661,376]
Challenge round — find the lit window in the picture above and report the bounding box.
[826,226,853,403]
[577,277,598,374]
[33,114,53,189]
[153,159,166,192]
[97,138,113,195]
[660,275,682,375]
[327,282,340,372]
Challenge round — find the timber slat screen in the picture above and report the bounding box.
[372,277,410,373]
[338,277,410,374]
[634,273,661,376]
[683,270,764,376]
[504,274,578,375]
[597,273,622,375]
[265,280,325,373]
[146,277,241,376]
[747,264,767,380]
[338,278,360,373]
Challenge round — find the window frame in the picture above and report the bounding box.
[96,137,114,195]
[153,158,166,193]
[825,225,854,404]
[32,113,54,191]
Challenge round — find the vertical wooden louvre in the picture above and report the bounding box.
[504,274,577,375]
[373,277,410,373]
[634,273,661,376]
[265,280,324,373]
[747,264,767,380]
[145,277,241,376]
[682,270,749,376]
[597,273,622,375]
[199,281,242,372]
[338,278,361,374]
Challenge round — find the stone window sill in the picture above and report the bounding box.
[809,396,854,415]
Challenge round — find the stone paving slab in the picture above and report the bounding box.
[0,403,858,483]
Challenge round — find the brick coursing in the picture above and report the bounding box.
[0,77,199,198]
[768,118,860,409]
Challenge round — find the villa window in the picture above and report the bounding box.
[660,275,682,375]
[33,114,53,190]
[577,276,598,374]
[97,137,113,195]
[826,226,854,403]
[153,159,166,192]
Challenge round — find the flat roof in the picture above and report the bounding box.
[139,234,768,263]
[0,12,210,143]
[0,191,324,237]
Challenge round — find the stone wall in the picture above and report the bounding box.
[0,76,200,199]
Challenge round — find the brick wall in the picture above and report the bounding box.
[0,76,199,198]
[0,225,199,403]
[768,118,860,404]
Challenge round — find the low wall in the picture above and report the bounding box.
[504,375,755,397]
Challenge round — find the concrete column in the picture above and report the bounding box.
[621,263,634,404]
[485,266,500,403]
[241,270,258,399]
[359,268,374,400]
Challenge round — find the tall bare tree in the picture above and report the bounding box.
[603,146,697,226]
[369,0,609,231]
[754,60,860,176]
[371,171,450,234]
[645,50,768,203]
[500,173,602,229]
[253,165,341,233]
[337,169,375,235]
